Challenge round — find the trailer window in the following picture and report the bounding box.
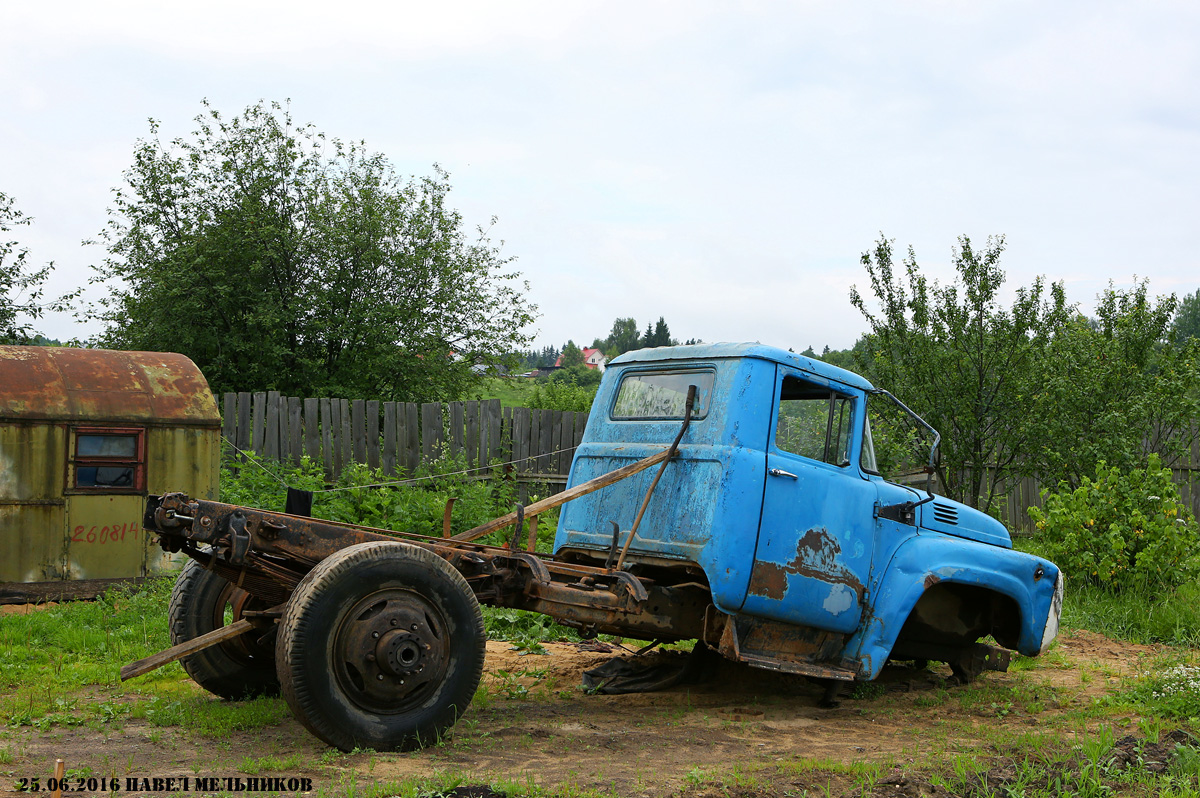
[774,376,853,466]
[611,369,713,420]
[71,428,145,491]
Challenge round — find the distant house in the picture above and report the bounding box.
[554,348,607,372]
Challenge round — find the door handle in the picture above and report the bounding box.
[768,468,798,479]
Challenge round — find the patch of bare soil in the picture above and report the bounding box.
[0,602,60,616]
[2,631,1181,797]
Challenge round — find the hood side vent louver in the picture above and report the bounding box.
[933,503,959,526]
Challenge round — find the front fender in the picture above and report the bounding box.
[846,534,1061,679]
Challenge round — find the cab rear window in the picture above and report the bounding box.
[611,369,714,420]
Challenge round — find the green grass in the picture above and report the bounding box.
[471,376,538,407]
[1062,580,1200,647]
[0,578,180,729]
[0,576,286,737]
[132,690,292,735]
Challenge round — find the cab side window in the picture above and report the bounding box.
[775,376,853,466]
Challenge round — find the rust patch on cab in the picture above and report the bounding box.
[747,527,866,601]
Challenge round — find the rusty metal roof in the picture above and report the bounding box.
[0,346,219,426]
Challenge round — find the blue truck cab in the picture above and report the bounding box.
[554,343,1063,683]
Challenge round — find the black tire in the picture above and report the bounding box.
[276,541,486,752]
[168,559,280,699]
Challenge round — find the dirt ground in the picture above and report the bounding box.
[2,629,1172,797]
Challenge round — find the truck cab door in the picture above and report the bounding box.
[742,369,875,634]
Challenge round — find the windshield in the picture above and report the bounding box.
[862,414,879,474]
[861,390,940,483]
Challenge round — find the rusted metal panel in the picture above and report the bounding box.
[0,503,66,582]
[0,423,66,502]
[0,576,155,604]
[146,427,220,499]
[0,423,68,582]
[0,347,220,426]
[712,611,854,680]
[1,347,219,586]
[65,494,148,579]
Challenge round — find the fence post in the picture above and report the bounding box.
[338,399,352,476]
[421,403,443,463]
[403,403,419,475]
[319,398,333,478]
[236,392,251,455]
[303,398,319,464]
[450,402,464,459]
[288,397,302,466]
[464,401,480,468]
[251,392,267,456]
[485,400,502,464]
[264,391,280,461]
[366,400,380,471]
[383,402,397,476]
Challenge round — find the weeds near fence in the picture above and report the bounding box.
[220,450,560,550]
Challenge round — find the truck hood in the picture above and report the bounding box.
[918,495,1012,548]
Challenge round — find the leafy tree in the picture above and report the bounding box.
[516,346,560,370]
[649,316,674,348]
[559,339,584,367]
[604,317,641,355]
[549,363,601,388]
[850,235,1071,512]
[91,100,535,401]
[1027,281,1200,488]
[1173,288,1200,344]
[0,192,76,344]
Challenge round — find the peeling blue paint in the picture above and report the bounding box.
[823,583,855,615]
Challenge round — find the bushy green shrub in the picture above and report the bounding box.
[1028,455,1200,591]
[527,377,596,412]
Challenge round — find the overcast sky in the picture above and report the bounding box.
[3,1,1198,354]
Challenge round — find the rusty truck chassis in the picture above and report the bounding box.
[121,399,737,684]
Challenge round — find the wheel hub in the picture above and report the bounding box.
[377,631,427,678]
[332,590,450,713]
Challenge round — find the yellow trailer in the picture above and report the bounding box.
[0,346,220,602]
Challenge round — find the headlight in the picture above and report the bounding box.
[1039,571,1064,654]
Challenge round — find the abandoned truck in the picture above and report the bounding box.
[125,342,1063,752]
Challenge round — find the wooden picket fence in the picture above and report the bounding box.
[220,391,588,487]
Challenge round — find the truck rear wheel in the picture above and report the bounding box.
[168,558,280,699]
[276,541,485,752]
